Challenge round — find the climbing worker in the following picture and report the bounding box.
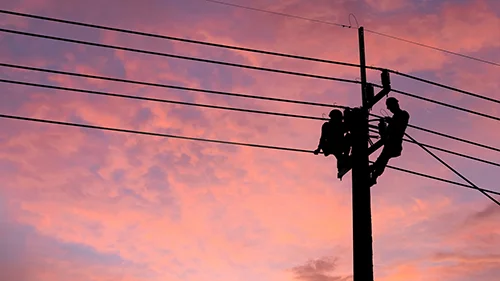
[313,109,351,175]
[369,97,410,185]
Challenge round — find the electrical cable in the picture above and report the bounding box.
[372,84,500,122]
[0,28,358,84]
[381,164,498,196]
[3,27,496,122]
[199,0,500,67]
[0,112,498,196]
[403,138,500,168]
[0,10,496,107]
[387,70,500,105]
[0,62,347,109]
[5,77,498,169]
[203,0,352,28]
[2,62,499,155]
[0,78,328,122]
[405,132,500,206]
[0,9,361,69]
[370,112,500,153]
[3,9,496,107]
[364,29,500,68]
[367,127,499,168]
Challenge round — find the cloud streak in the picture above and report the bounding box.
[0,0,499,280]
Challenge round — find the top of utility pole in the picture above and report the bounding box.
[358,27,368,109]
[350,25,374,281]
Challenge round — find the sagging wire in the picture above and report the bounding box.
[405,132,500,207]
[348,13,359,28]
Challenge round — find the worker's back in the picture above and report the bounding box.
[386,109,410,147]
[322,120,346,144]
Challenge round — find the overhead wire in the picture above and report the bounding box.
[2,62,499,155]
[364,29,500,68]
[0,27,358,84]
[203,0,353,28]
[0,8,497,207]
[4,77,499,169]
[405,132,500,206]
[369,113,500,154]
[402,138,500,168]
[0,78,328,122]
[1,10,498,158]
[0,62,347,109]
[0,9,496,106]
[200,0,500,68]
[387,70,500,105]
[0,112,498,197]
[368,127,500,168]
[0,9,361,69]
[382,164,498,196]
[3,27,498,123]
[372,84,500,122]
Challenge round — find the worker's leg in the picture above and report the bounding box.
[333,151,345,168]
[370,145,402,183]
[323,144,333,156]
[378,119,387,140]
[370,148,392,181]
[343,133,352,156]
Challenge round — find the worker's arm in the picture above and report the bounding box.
[314,122,329,154]
[391,112,409,132]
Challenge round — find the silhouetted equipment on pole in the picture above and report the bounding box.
[369,97,410,185]
[367,69,391,109]
[314,109,351,177]
[312,27,409,281]
[350,26,374,281]
[366,83,375,107]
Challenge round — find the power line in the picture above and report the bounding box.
[403,138,500,168]
[383,164,498,196]
[0,9,360,69]
[368,127,499,168]
[405,133,500,206]
[391,87,500,122]
[370,113,500,154]
[0,62,347,109]
[0,28,358,85]
[4,77,498,169]
[373,127,498,168]
[3,62,499,155]
[0,112,498,197]
[364,29,500,68]
[388,70,500,105]
[203,0,352,28]
[0,10,496,106]
[4,26,497,123]
[201,0,500,68]
[372,84,500,123]
[0,78,328,122]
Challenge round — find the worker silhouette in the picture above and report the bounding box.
[314,109,351,176]
[369,97,409,185]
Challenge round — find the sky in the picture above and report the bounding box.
[0,0,499,280]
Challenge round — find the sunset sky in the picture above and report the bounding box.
[0,0,499,280]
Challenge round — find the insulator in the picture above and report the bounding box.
[381,69,391,88]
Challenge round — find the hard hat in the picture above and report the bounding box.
[386,97,399,105]
[329,109,342,119]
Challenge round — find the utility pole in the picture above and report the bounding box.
[351,26,374,281]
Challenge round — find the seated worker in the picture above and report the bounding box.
[314,109,351,175]
[369,97,410,185]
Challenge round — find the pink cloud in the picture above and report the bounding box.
[365,0,410,12]
[0,0,499,280]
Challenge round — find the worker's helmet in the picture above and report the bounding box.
[386,97,399,106]
[329,109,342,120]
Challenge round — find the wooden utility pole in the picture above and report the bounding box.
[351,26,374,281]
